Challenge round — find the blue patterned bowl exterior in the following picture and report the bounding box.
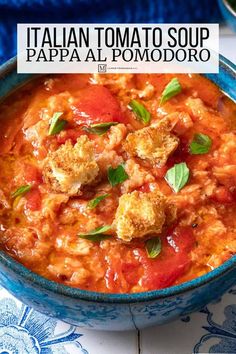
[0,56,235,330]
[218,0,236,32]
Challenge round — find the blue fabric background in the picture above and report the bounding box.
[0,0,222,64]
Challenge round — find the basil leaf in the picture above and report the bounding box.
[108,164,129,187]
[11,185,31,198]
[160,78,182,105]
[128,100,151,124]
[48,112,67,135]
[145,238,162,259]
[78,225,112,242]
[190,133,212,155]
[83,122,118,135]
[165,162,190,193]
[87,194,110,209]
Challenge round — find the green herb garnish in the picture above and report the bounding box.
[48,112,67,135]
[87,194,110,209]
[107,164,129,187]
[190,133,212,155]
[160,78,182,105]
[128,100,151,124]
[11,185,31,199]
[145,238,162,259]
[165,162,190,193]
[78,225,112,242]
[83,122,118,135]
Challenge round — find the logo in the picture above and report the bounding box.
[98,64,107,72]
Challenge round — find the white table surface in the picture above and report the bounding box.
[0,26,235,354]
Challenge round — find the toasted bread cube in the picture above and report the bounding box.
[43,135,99,195]
[124,119,179,166]
[113,190,167,242]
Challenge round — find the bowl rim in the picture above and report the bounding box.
[1,251,235,303]
[0,54,235,304]
[222,0,236,17]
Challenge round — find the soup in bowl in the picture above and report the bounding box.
[0,56,235,330]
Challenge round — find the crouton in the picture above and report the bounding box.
[43,135,99,195]
[113,190,168,242]
[123,118,179,166]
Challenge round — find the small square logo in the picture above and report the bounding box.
[98,64,107,73]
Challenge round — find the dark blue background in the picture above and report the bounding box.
[0,0,222,64]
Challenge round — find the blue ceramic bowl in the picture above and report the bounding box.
[218,0,236,32]
[0,56,235,331]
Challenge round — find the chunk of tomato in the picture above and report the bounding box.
[25,188,42,211]
[165,225,196,254]
[152,165,168,179]
[121,261,140,286]
[211,186,234,204]
[137,226,195,290]
[73,85,124,125]
[24,164,42,185]
[105,255,140,293]
[138,183,151,193]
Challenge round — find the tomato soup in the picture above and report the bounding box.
[0,73,235,293]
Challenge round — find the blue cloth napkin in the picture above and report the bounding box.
[0,0,222,64]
